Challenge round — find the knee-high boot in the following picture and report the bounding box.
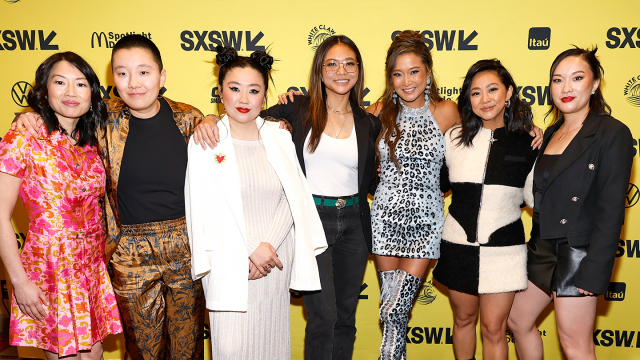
[379,269,423,360]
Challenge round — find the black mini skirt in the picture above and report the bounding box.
[527,212,590,297]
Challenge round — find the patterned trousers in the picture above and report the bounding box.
[111,217,205,360]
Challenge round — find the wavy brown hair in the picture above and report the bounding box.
[545,46,611,125]
[304,35,365,152]
[377,30,442,170]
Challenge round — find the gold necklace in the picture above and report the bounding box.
[327,104,352,115]
[557,121,583,141]
[328,112,349,139]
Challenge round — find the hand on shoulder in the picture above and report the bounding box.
[366,102,383,117]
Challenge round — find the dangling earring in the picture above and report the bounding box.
[392,91,398,104]
[425,76,431,101]
[505,100,511,108]
[89,104,93,111]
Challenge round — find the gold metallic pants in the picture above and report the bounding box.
[111,217,205,360]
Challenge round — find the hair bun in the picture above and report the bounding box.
[215,45,238,67]
[250,50,274,72]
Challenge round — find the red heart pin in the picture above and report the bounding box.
[215,154,226,164]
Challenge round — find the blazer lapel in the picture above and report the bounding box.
[353,107,369,188]
[211,116,247,243]
[544,113,601,191]
[260,118,298,202]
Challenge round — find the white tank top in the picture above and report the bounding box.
[303,123,359,196]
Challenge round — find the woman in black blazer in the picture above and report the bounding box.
[258,35,380,360]
[507,47,634,360]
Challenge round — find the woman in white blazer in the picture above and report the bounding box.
[185,47,327,360]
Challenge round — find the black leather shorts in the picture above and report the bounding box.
[527,213,590,297]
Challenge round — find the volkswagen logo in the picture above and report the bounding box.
[626,183,639,208]
[11,81,32,107]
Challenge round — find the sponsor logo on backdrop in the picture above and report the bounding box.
[100,85,166,99]
[211,86,220,104]
[15,232,25,250]
[92,31,152,48]
[627,183,639,208]
[517,85,552,106]
[308,25,336,52]
[624,75,640,106]
[606,27,640,49]
[593,329,640,347]
[407,327,453,344]
[616,239,640,258]
[12,81,31,107]
[286,86,373,107]
[5,0,20,3]
[438,86,461,101]
[391,30,478,51]
[528,27,550,50]
[0,30,58,50]
[180,30,265,51]
[416,280,436,305]
[605,282,626,301]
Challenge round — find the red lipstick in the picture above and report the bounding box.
[561,96,575,103]
[236,107,250,113]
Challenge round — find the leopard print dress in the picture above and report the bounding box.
[371,100,444,259]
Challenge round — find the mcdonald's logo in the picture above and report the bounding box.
[91,32,113,48]
[11,81,31,107]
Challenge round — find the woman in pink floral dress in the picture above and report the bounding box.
[0,52,122,359]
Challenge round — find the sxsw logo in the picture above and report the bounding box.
[594,329,640,347]
[616,239,640,258]
[528,27,550,50]
[606,27,640,49]
[605,282,626,301]
[406,327,453,345]
[391,30,478,51]
[180,31,264,51]
[517,85,552,106]
[12,81,31,107]
[286,86,372,107]
[0,30,58,50]
[92,31,152,49]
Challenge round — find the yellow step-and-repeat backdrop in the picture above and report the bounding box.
[1,0,639,358]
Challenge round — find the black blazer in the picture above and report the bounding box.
[263,95,382,251]
[533,112,633,294]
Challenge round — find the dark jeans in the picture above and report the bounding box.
[303,202,370,360]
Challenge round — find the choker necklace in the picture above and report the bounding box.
[327,104,352,115]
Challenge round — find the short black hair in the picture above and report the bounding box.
[111,34,163,70]
[28,51,106,147]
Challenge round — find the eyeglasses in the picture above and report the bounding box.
[322,60,359,74]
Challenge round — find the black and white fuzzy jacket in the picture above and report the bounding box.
[433,126,538,294]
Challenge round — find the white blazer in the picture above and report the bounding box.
[185,115,327,312]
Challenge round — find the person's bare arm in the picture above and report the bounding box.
[0,172,48,320]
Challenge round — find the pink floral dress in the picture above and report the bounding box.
[0,127,122,356]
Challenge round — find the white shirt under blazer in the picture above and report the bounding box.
[185,115,328,312]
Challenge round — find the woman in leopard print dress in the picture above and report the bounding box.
[367,30,460,360]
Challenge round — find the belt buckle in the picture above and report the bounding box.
[335,198,346,209]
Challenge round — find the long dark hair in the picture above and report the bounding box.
[27,51,106,147]
[545,46,610,125]
[377,30,443,170]
[455,59,533,146]
[304,35,365,153]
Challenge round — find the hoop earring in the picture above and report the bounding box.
[505,100,511,108]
